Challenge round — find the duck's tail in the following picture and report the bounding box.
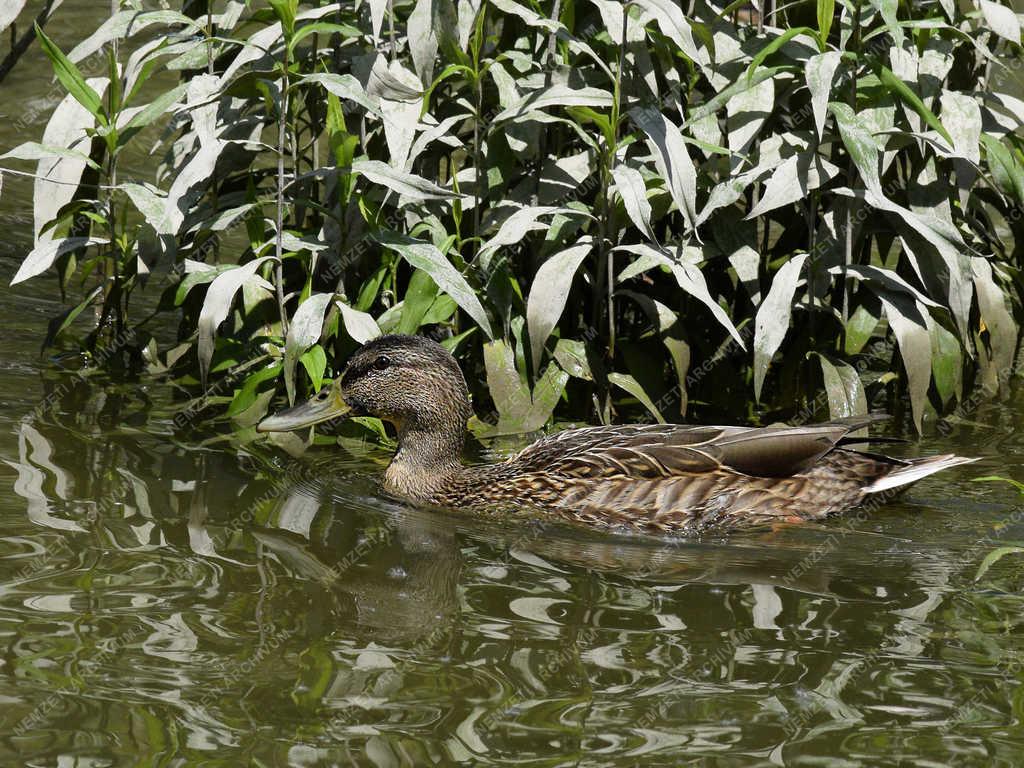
[864,454,978,494]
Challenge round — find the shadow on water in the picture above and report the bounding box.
[2,358,1024,765]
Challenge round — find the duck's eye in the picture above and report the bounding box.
[316,388,330,400]
[372,355,391,371]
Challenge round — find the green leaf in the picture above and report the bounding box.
[284,292,334,404]
[300,345,328,391]
[609,372,666,423]
[975,546,1024,582]
[288,21,361,53]
[844,305,878,355]
[35,24,107,126]
[754,254,807,401]
[377,231,494,339]
[928,317,962,405]
[876,65,954,146]
[830,103,881,194]
[267,0,298,39]
[398,269,438,334]
[745,27,815,82]
[817,0,835,48]
[227,362,283,418]
[119,83,187,145]
[526,240,592,373]
[816,355,867,419]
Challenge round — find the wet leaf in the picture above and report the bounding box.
[477,206,580,270]
[632,0,705,64]
[67,10,201,63]
[972,257,1016,394]
[615,243,745,348]
[492,84,613,125]
[301,73,379,115]
[32,78,108,243]
[747,152,840,218]
[830,103,881,194]
[0,1,27,35]
[0,142,100,168]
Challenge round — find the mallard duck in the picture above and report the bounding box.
[257,334,975,532]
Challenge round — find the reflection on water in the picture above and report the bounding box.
[1,370,1024,765]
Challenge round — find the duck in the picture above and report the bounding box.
[257,334,975,533]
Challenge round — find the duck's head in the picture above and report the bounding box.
[257,334,473,438]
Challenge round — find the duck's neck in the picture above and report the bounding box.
[383,422,466,502]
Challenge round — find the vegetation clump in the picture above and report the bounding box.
[4,0,1024,438]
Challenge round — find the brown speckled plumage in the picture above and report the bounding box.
[260,335,976,533]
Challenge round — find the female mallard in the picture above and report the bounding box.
[257,334,974,532]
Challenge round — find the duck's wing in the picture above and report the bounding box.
[513,416,889,480]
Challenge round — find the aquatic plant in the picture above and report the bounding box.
[3,0,1024,437]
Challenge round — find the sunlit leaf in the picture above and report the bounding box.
[879,294,931,433]
[197,257,275,386]
[817,355,867,419]
[608,372,665,423]
[629,108,698,231]
[11,237,108,285]
[526,240,592,372]
[805,51,841,139]
[377,231,494,339]
[754,254,807,401]
[283,292,334,404]
[980,0,1021,45]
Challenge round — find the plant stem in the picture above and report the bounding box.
[841,0,863,344]
[206,7,214,75]
[275,50,290,336]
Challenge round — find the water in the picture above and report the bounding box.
[3,5,1024,766]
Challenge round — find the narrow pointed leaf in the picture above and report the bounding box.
[526,241,592,372]
[754,254,807,401]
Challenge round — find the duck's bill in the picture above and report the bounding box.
[257,384,352,433]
